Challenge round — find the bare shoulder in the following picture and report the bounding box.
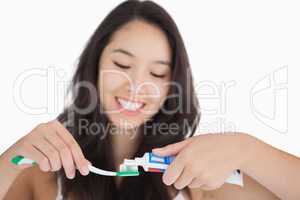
[4,166,58,200]
[186,174,280,200]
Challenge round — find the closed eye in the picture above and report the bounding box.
[113,61,166,78]
[113,61,131,69]
[151,72,166,78]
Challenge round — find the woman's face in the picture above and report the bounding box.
[98,20,172,130]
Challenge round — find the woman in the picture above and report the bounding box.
[1,1,299,200]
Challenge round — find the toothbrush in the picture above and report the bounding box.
[121,152,244,187]
[11,153,243,186]
[11,155,139,177]
[89,164,139,176]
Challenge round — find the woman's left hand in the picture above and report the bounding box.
[152,132,253,190]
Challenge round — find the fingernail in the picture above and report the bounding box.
[42,164,50,172]
[163,175,171,185]
[152,148,161,153]
[82,165,89,175]
[69,172,75,179]
[86,160,92,166]
[163,179,170,185]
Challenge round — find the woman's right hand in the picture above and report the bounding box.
[7,119,90,179]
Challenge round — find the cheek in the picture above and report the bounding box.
[144,83,170,113]
[98,70,128,112]
[99,70,127,93]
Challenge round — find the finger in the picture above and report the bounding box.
[152,139,191,157]
[31,138,61,171]
[54,139,76,179]
[51,120,89,175]
[18,143,51,172]
[173,167,195,190]
[49,128,78,178]
[162,155,185,185]
[44,130,89,176]
[43,132,65,172]
[188,178,205,189]
[44,122,76,179]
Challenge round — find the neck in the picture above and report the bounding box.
[109,123,142,170]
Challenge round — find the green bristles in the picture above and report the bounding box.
[116,171,140,176]
[117,164,139,176]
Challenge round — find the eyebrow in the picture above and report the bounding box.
[112,48,171,67]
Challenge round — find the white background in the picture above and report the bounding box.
[0,0,299,157]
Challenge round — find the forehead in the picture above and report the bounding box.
[107,20,172,62]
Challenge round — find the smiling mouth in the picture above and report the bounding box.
[115,96,146,113]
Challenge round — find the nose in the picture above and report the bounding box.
[125,68,153,97]
[127,74,148,96]
[124,66,162,100]
[129,78,161,102]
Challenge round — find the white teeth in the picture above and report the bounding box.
[117,98,144,111]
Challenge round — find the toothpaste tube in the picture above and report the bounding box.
[123,152,244,186]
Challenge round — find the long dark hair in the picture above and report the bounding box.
[56,0,200,199]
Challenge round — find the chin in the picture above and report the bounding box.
[110,117,141,130]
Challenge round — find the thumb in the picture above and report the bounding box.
[152,138,191,157]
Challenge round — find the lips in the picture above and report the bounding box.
[115,96,146,112]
